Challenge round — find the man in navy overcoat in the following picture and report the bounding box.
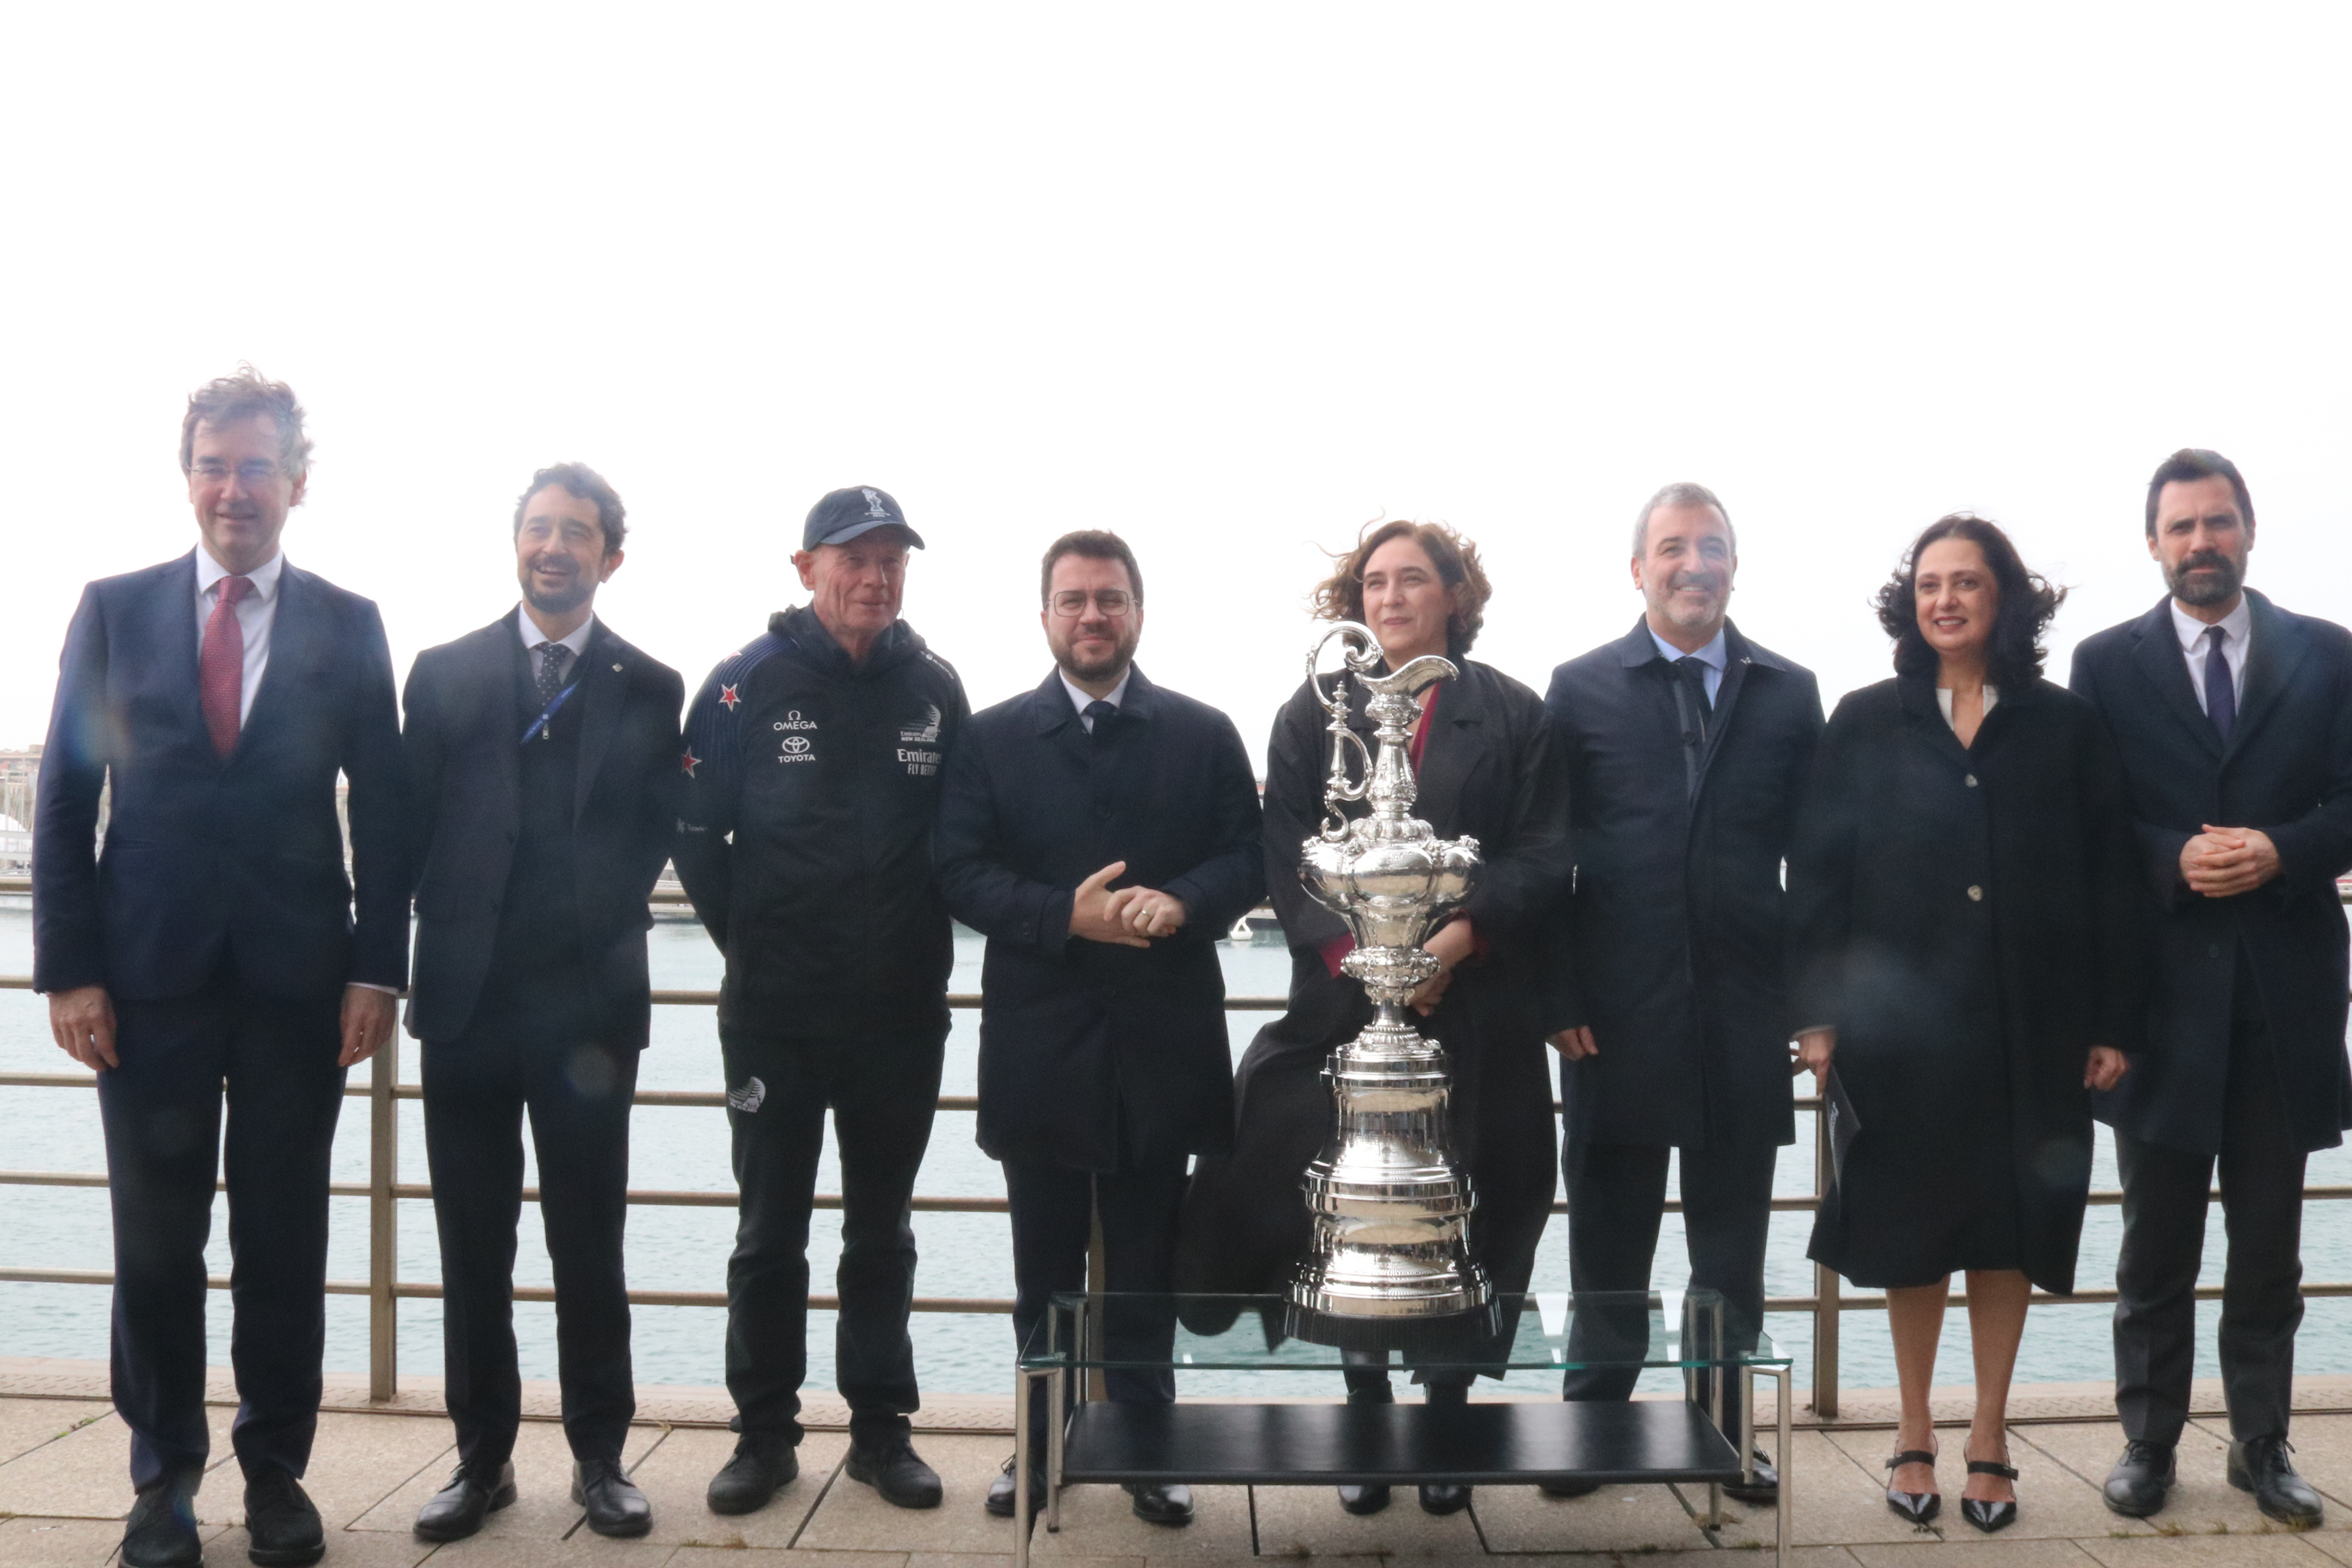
[2071,448,2352,1527]
[35,369,406,1568]
[934,530,1262,1527]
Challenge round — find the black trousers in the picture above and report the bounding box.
[421,989,640,1473]
[2114,952,2307,1446]
[722,1027,945,1448]
[1560,1140,1778,1406]
[1006,1156,1189,1449]
[97,972,345,1489]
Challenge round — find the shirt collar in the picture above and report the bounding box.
[2171,594,2251,655]
[1648,623,1728,671]
[516,604,596,659]
[196,546,283,602]
[1061,668,1132,717]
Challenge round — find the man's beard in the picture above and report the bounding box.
[1656,571,1726,630]
[521,563,592,615]
[2166,548,2245,607]
[1059,626,1139,685]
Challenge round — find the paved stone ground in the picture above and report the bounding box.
[10,1379,2352,1568]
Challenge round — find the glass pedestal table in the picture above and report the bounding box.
[1012,1289,1791,1566]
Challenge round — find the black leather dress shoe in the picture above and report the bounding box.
[122,1472,203,1568]
[1884,1449,1940,1524]
[2230,1436,2324,1527]
[847,1439,944,1509]
[1960,1458,2018,1534]
[1539,1477,1602,1499]
[1419,1483,1472,1515]
[1337,1483,1391,1514]
[1724,1450,1780,1505]
[984,1456,1045,1518]
[707,1435,797,1515]
[572,1456,653,1538]
[1128,1482,1194,1524]
[413,1462,518,1542]
[2102,1441,2174,1517]
[243,1467,324,1567]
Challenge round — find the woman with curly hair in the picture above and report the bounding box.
[1789,514,2147,1533]
[1174,518,1574,1518]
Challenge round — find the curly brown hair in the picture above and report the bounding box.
[1308,519,1492,655]
[1872,513,2066,687]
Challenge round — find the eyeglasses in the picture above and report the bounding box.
[1049,589,1135,617]
[190,459,286,484]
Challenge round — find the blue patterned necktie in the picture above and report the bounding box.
[535,642,571,710]
[2204,627,2235,741]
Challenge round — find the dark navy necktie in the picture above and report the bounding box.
[1674,656,1713,744]
[2204,626,2235,742]
[534,641,571,708]
[1084,699,1117,740]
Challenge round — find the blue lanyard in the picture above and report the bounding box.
[521,682,581,745]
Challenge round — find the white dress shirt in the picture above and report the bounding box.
[1061,669,1131,731]
[1649,624,1728,705]
[1935,685,1999,731]
[516,604,596,684]
[194,547,285,726]
[2170,595,2252,716]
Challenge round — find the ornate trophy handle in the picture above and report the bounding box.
[1308,622,1384,840]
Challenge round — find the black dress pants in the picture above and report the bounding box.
[421,997,640,1473]
[1005,1156,1189,1449]
[2114,954,2307,1447]
[722,1027,945,1449]
[1561,1140,1778,1406]
[97,972,345,1489]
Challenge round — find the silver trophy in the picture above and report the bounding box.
[1288,623,1494,1321]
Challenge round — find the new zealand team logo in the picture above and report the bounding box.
[897,700,943,776]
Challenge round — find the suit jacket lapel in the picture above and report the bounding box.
[2128,597,2223,760]
[156,552,206,752]
[1691,623,1755,797]
[2227,590,2304,763]
[237,564,319,760]
[1404,667,1486,833]
[573,623,624,826]
[1897,676,1975,768]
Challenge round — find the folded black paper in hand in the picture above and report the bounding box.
[1824,1065,1860,1188]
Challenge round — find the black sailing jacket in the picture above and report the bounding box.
[674,604,970,1041]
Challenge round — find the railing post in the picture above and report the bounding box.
[1811,1099,1839,1418]
[369,1036,398,1402]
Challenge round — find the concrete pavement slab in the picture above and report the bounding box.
[1247,1482,1483,1557]
[622,1426,850,1548]
[347,1417,663,1539]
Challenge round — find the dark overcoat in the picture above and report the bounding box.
[400,614,685,1048]
[2070,591,2352,1157]
[1544,619,1822,1150]
[34,551,407,1000]
[1174,657,1572,1314]
[933,666,1265,1173]
[1789,676,2147,1294]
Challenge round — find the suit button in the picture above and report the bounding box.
[1964,774,1979,788]
[1967,885,1983,902]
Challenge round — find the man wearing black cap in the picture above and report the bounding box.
[675,487,968,1515]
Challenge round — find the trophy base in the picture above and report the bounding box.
[1283,1266,1499,1352]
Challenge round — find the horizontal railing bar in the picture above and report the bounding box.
[0,1265,1012,1313]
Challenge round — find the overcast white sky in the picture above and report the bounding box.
[4,4,2347,766]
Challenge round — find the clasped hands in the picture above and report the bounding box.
[2181,824,2280,898]
[48,982,396,1070]
[1783,1028,2128,1092]
[1068,861,1188,948]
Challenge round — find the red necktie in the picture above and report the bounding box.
[200,575,254,758]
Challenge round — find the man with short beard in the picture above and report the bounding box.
[398,463,683,1542]
[934,530,1263,1525]
[2071,449,2352,1528]
[1538,483,1822,1503]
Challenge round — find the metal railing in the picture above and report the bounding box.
[5,973,2350,1419]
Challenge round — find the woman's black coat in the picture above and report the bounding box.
[1788,676,2148,1293]
[1174,657,1574,1322]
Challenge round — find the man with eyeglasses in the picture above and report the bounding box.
[675,487,968,1516]
[35,368,405,1568]
[935,530,1264,1525]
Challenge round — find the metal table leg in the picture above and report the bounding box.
[1048,1362,1065,1532]
[1014,1365,1036,1568]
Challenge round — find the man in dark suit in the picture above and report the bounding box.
[2071,449,2352,1527]
[1541,483,1822,1502]
[35,369,405,1568]
[934,530,1264,1526]
[398,464,683,1542]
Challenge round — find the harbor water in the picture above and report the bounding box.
[7,900,2352,1401]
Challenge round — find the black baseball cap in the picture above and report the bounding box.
[804,486,925,551]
